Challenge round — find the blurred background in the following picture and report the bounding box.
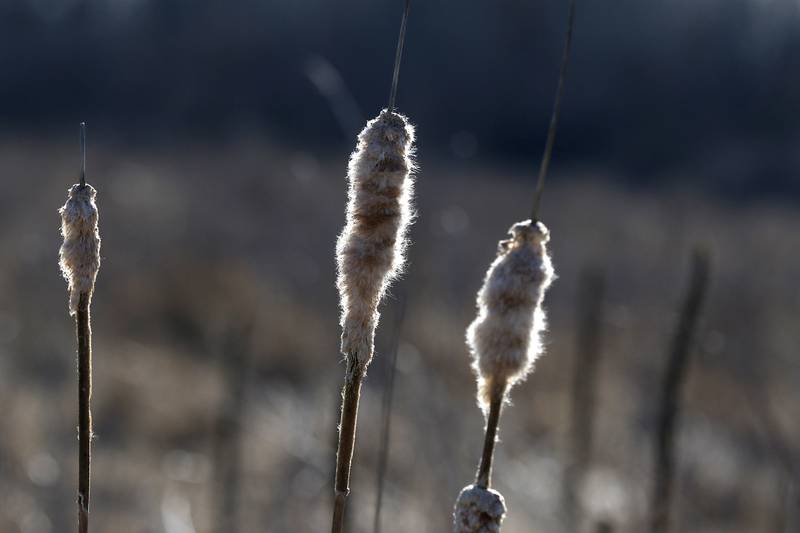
[0,0,798,532]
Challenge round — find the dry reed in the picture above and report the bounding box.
[563,267,605,530]
[452,1,576,529]
[59,122,101,533]
[331,3,415,531]
[373,293,407,533]
[650,248,710,533]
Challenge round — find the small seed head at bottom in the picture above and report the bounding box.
[453,484,507,533]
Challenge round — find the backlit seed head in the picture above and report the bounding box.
[336,110,416,367]
[466,220,554,409]
[59,184,101,315]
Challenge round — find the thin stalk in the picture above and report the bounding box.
[531,0,577,221]
[373,295,407,533]
[80,122,86,188]
[332,3,414,530]
[475,380,506,489]
[387,0,411,113]
[650,249,710,533]
[212,320,253,533]
[781,481,797,533]
[738,384,798,532]
[76,292,92,533]
[564,267,605,531]
[332,356,366,533]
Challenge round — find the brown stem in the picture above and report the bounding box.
[475,380,506,489]
[650,249,710,533]
[564,267,605,531]
[331,355,366,533]
[76,292,92,533]
[373,295,407,533]
[213,320,253,533]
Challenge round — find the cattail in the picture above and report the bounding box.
[451,221,554,532]
[453,0,575,528]
[453,485,507,533]
[60,123,101,533]
[336,110,415,367]
[331,3,415,531]
[467,220,554,410]
[331,108,415,533]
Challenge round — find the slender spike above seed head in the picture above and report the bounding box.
[59,184,101,315]
[453,484,507,533]
[336,109,416,367]
[467,220,554,410]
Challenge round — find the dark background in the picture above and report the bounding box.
[1,0,799,195]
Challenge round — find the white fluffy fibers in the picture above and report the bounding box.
[336,110,415,366]
[467,220,554,409]
[59,184,101,315]
[453,484,507,533]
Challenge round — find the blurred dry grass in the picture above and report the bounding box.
[0,135,797,533]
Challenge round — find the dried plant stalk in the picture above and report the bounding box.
[212,321,253,533]
[373,294,407,533]
[650,249,710,533]
[453,221,554,532]
[475,379,506,490]
[333,110,415,533]
[454,1,574,528]
[563,267,605,530]
[59,180,101,533]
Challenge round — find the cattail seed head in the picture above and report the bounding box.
[453,484,507,533]
[336,110,415,367]
[467,220,554,410]
[59,184,101,315]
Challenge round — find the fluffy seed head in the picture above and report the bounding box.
[453,484,507,533]
[336,110,415,366]
[59,184,101,315]
[467,220,554,409]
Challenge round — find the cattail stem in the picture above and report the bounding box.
[388,0,412,113]
[564,267,605,529]
[373,295,407,533]
[79,122,87,188]
[650,249,710,533]
[76,292,92,533]
[332,356,366,533]
[475,380,506,489]
[213,321,253,533]
[531,0,577,221]
[332,0,416,522]
[60,122,100,533]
